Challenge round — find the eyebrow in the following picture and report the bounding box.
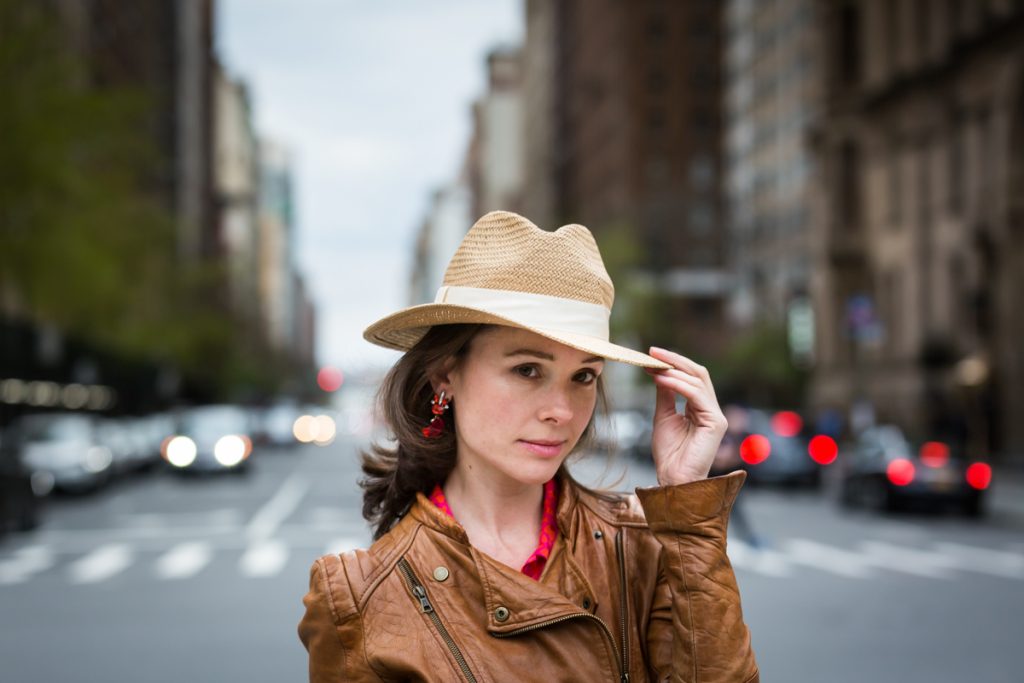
[504,348,605,364]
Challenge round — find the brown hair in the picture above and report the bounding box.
[359,323,612,540]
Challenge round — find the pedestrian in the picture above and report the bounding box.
[711,405,764,549]
[298,211,759,682]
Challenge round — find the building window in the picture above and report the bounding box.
[838,140,861,229]
[837,3,861,85]
[948,117,964,216]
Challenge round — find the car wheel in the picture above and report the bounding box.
[960,495,985,518]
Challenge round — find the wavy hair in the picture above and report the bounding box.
[359,324,611,540]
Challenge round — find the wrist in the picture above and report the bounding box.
[657,464,710,487]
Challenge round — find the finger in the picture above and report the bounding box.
[654,381,676,421]
[648,347,711,381]
[650,372,704,409]
[650,372,723,422]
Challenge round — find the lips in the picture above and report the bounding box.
[518,439,566,457]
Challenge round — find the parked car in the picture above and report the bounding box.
[4,413,113,493]
[837,425,990,516]
[734,408,838,488]
[162,405,254,474]
[593,409,651,460]
[0,426,51,533]
[253,402,302,448]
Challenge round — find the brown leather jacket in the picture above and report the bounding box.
[299,470,759,682]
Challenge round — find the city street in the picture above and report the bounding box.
[2,435,1023,683]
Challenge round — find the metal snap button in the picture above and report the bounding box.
[494,606,510,622]
[432,566,449,582]
[593,530,603,539]
[582,597,592,610]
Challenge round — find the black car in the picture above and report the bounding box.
[837,425,990,517]
[0,427,52,533]
[734,408,837,488]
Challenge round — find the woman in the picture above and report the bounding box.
[299,211,759,682]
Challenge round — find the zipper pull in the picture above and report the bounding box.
[412,584,434,613]
[621,674,629,683]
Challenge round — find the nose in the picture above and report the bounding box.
[537,386,574,424]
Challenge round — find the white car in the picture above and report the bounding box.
[12,413,113,493]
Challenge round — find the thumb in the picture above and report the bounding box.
[654,381,676,422]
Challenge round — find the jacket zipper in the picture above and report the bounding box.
[615,529,630,683]
[397,558,478,683]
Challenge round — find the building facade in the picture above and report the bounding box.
[522,0,730,358]
[725,0,821,349]
[810,0,1024,456]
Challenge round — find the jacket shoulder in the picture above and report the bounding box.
[572,484,649,528]
[323,513,420,614]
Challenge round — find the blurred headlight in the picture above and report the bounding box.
[214,435,246,466]
[166,436,197,467]
[84,446,112,473]
[293,415,316,443]
[313,415,336,445]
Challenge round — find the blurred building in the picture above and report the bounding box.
[724,0,821,349]
[291,272,316,367]
[257,139,297,354]
[57,0,218,261]
[214,67,261,328]
[466,47,526,219]
[520,0,730,357]
[410,182,473,305]
[809,0,1024,456]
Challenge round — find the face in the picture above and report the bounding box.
[442,326,604,488]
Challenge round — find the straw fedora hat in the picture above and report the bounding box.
[364,210,671,369]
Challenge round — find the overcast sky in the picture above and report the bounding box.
[218,0,522,373]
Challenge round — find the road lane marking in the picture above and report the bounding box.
[932,542,1024,579]
[859,541,954,579]
[155,542,213,580]
[239,539,289,577]
[68,544,133,584]
[728,540,792,577]
[246,473,309,542]
[785,539,875,579]
[323,537,364,556]
[0,546,54,585]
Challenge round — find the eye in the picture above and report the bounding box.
[574,369,598,385]
[514,364,540,379]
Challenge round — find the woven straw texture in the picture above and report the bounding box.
[363,210,671,369]
[441,211,614,308]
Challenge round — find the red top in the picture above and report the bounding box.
[428,478,560,580]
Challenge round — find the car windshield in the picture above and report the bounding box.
[180,407,249,438]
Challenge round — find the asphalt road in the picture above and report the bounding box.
[2,435,1022,682]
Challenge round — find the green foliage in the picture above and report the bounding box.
[596,223,674,345]
[710,322,809,407]
[0,1,293,399]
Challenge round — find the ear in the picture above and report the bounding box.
[427,356,459,395]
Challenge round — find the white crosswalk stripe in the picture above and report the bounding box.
[68,544,133,584]
[728,540,792,577]
[932,542,1024,579]
[4,532,1024,586]
[155,542,213,580]
[784,538,875,579]
[239,539,289,577]
[0,545,54,585]
[323,537,365,556]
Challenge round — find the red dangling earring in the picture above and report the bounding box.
[422,390,451,438]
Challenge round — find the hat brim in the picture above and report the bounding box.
[363,303,672,370]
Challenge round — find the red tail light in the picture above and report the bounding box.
[808,435,838,465]
[965,463,992,490]
[740,434,771,465]
[887,458,915,486]
[919,441,950,468]
[771,411,803,438]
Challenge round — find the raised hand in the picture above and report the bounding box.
[643,347,730,486]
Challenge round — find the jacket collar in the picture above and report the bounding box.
[405,473,599,632]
